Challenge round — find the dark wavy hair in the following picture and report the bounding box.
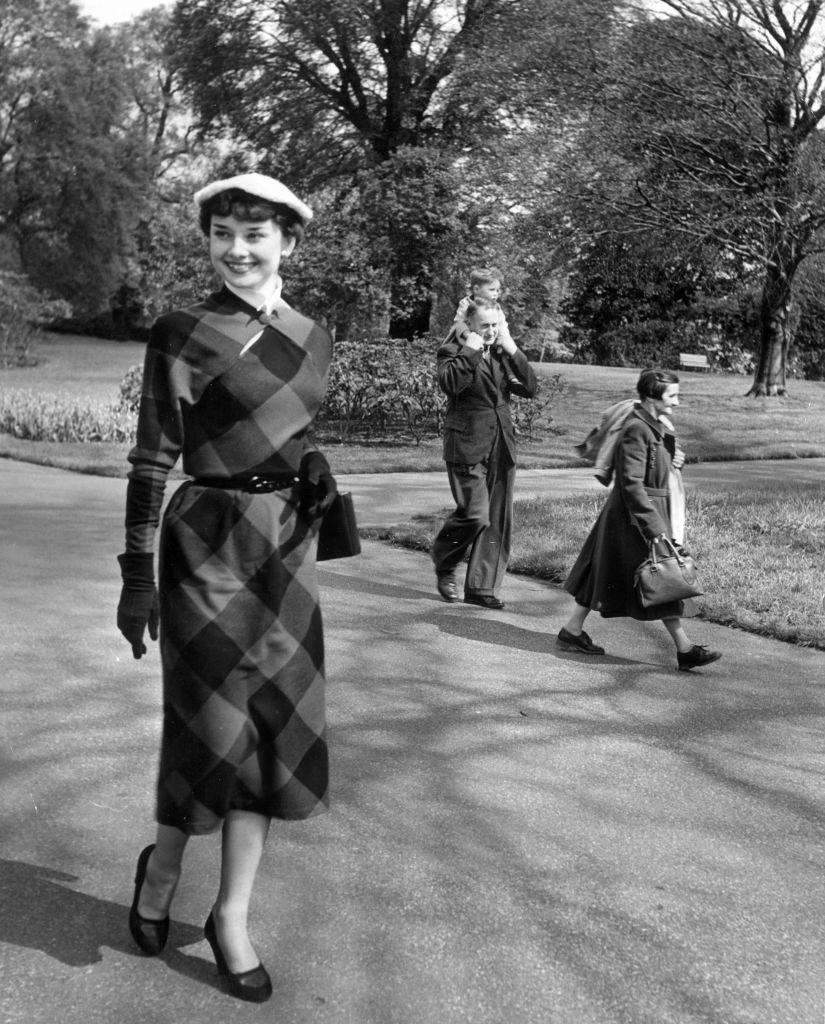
[198,188,306,245]
[636,368,679,400]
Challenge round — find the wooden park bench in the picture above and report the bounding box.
[678,352,710,372]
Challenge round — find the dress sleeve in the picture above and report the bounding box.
[123,323,185,554]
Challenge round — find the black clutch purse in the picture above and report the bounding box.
[317,492,361,561]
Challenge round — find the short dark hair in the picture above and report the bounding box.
[198,188,306,245]
[469,266,503,290]
[466,297,499,320]
[637,368,679,400]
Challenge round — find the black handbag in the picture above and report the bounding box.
[634,537,703,608]
[317,492,361,561]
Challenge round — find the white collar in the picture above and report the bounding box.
[225,275,285,314]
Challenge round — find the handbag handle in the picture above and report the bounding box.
[648,536,684,567]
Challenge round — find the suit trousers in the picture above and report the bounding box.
[431,429,515,596]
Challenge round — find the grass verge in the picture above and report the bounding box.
[3,335,825,476]
[364,483,825,650]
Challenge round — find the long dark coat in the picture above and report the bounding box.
[564,405,688,621]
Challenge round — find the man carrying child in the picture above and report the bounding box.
[431,272,536,609]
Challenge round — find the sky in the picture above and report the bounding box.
[79,0,171,25]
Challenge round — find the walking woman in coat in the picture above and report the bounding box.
[116,173,336,1002]
[557,368,721,671]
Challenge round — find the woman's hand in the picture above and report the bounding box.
[118,587,160,659]
[117,552,159,659]
[299,451,338,519]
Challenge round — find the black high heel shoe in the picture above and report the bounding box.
[128,844,170,955]
[204,912,273,1003]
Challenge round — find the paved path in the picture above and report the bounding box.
[328,457,825,527]
[1,458,824,1024]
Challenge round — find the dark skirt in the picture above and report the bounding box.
[155,481,328,834]
[564,489,686,621]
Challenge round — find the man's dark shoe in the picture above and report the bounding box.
[436,573,459,603]
[556,627,605,655]
[464,593,505,609]
[677,645,722,671]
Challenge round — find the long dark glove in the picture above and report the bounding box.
[298,451,338,519]
[117,552,159,660]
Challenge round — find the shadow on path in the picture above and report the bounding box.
[0,858,203,968]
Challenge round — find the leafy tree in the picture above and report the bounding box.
[171,0,510,177]
[0,271,71,366]
[170,0,614,337]
[1,1,201,322]
[417,0,622,345]
[558,227,759,367]
[286,188,391,340]
[573,1,825,395]
[1,1,149,314]
[171,0,513,334]
[108,8,197,184]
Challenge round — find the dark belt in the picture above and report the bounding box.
[644,486,669,497]
[193,474,299,493]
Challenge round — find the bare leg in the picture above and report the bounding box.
[563,601,590,635]
[211,810,271,973]
[662,616,692,653]
[138,823,189,920]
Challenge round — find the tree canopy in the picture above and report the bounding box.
[566,0,825,393]
[5,0,825,394]
[0,0,196,315]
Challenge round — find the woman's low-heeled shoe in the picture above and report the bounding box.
[677,645,722,671]
[204,912,273,1003]
[557,627,605,655]
[129,844,170,955]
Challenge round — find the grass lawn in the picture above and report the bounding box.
[366,482,825,650]
[3,333,824,649]
[545,362,825,463]
[3,332,825,476]
[2,332,145,402]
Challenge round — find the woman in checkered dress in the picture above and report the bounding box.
[117,174,336,1002]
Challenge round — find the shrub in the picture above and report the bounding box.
[119,364,144,412]
[0,272,72,367]
[110,338,563,446]
[696,338,755,375]
[512,373,566,439]
[593,321,681,369]
[0,389,137,442]
[318,336,446,443]
[519,329,574,364]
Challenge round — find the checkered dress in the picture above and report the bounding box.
[125,287,332,833]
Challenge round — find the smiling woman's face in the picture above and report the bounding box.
[654,383,681,417]
[208,214,295,292]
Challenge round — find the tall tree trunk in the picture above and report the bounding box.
[747,261,792,397]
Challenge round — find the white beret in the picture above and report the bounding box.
[193,172,313,225]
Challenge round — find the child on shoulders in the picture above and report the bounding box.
[453,266,513,347]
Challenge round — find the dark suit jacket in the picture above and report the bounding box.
[437,329,538,464]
